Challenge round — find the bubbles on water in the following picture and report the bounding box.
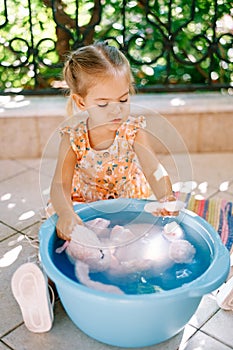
[176,268,192,280]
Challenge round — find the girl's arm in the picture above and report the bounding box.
[134,128,177,214]
[50,134,83,240]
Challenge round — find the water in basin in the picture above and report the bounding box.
[52,212,213,295]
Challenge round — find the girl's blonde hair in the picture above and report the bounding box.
[63,41,135,115]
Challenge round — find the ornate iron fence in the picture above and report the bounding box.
[0,0,232,94]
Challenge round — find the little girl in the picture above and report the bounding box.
[50,41,177,241]
[11,41,183,333]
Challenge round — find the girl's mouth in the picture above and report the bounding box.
[111,118,122,123]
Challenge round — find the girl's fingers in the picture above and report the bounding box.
[152,208,179,217]
[56,227,71,241]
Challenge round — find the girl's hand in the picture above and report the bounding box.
[144,197,185,217]
[56,211,83,241]
[157,207,179,217]
[159,196,179,216]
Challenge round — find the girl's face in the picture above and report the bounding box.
[74,75,130,131]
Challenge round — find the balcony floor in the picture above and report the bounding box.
[0,153,233,350]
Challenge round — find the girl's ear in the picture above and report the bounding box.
[72,94,85,110]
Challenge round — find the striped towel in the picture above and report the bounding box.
[187,197,233,253]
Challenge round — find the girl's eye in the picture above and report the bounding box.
[120,98,128,103]
[98,103,108,108]
[97,98,128,107]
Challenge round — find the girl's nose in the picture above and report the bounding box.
[111,102,121,114]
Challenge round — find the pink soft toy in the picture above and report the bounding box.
[56,218,196,294]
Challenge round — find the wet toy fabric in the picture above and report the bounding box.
[56,218,196,294]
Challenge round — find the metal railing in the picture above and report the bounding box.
[0,0,232,94]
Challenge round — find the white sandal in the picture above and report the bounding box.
[216,276,233,311]
[11,262,54,333]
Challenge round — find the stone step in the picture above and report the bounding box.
[0,92,232,159]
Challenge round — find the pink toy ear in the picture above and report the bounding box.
[71,224,101,248]
[85,218,111,237]
[86,218,110,228]
[163,222,184,241]
[110,225,135,244]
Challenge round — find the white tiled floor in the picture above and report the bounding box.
[0,153,233,350]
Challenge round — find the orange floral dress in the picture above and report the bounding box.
[61,116,152,203]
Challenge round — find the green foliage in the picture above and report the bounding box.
[0,0,232,92]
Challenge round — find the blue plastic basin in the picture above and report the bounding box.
[39,198,230,348]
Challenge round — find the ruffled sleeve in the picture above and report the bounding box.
[60,122,87,160]
[122,116,147,144]
[134,115,147,129]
